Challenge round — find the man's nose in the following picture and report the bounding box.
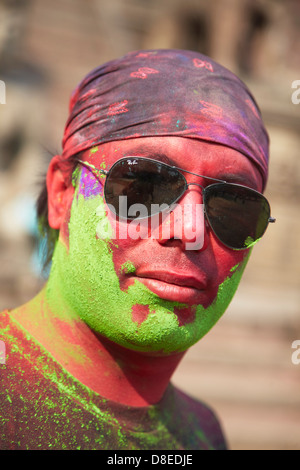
[157,187,209,251]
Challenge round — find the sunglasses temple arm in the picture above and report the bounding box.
[171,165,227,184]
[77,159,108,176]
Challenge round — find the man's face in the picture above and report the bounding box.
[50,137,263,354]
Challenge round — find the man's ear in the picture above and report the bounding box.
[46,155,74,230]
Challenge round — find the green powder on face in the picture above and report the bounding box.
[90,146,99,154]
[244,236,258,248]
[71,167,80,187]
[121,262,136,274]
[95,204,114,241]
[230,263,240,273]
[46,185,251,355]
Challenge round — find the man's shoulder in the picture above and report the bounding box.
[0,308,11,329]
[0,308,51,391]
[0,310,9,364]
[169,384,227,450]
[0,308,28,360]
[0,309,21,343]
[0,309,32,383]
[0,309,16,367]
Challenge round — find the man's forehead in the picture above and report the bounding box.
[85,136,234,157]
[81,136,263,190]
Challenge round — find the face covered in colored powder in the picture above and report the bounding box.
[47,50,270,355]
[48,136,263,354]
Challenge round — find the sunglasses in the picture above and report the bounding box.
[77,156,275,250]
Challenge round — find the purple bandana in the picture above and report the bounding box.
[62,49,269,189]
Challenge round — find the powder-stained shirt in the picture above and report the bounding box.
[0,310,226,450]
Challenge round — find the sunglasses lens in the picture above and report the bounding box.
[204,184,271,249]
[104,158,187,218]
[102,158,272,249]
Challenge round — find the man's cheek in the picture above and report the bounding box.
[58,186,75,249]
[95,202,147,247]
[78,166,104,199]
[107,214,153,245]
[75,168,111,241]
[215,246,251,286]
[96,202,116,241]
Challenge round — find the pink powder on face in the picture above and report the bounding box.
[173,306,196,327]
[131,304,151,326]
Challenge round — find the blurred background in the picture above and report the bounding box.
[0,0,299,450]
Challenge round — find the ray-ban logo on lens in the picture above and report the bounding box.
[0,340,6,364]
[96,199,205,251]
[0,80,6,104]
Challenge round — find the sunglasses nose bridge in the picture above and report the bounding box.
[186,182,205,191]
[173,181,205,209]
[173,181,204,207]
[163,181,207,251]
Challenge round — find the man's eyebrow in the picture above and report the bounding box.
[215,172,259,188]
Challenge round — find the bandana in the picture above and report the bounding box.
[62,49,269,189]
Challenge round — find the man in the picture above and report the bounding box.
[0,49,274,450]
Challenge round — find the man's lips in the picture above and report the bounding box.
[137,270,208,289]
[134,270,209,304]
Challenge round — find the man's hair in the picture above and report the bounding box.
[36,152,81,268]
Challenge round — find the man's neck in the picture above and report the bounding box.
[11,285,185,407]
